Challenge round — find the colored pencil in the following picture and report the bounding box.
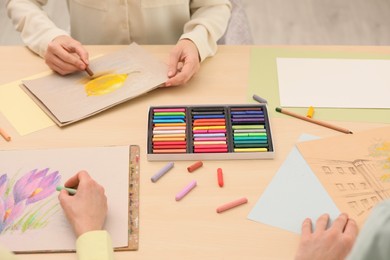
[275,107,353,134]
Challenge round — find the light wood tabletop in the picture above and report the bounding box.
[0,45,387,260]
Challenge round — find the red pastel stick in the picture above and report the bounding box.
[217,168,224,187]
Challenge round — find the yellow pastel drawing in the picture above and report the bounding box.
[84,73,128,96]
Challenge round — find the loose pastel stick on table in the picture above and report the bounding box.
[306,106,315,118]
[175,180,197,201]
[0,127,11,142]
[252,94,268,104]
[216,197,248,213]
[217,168,224,187]
[151,162,174,183]
[187,161,203,172]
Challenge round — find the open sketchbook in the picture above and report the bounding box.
[21,43,168,126]
[0,145,140,253]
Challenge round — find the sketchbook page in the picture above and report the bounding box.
[276,58,390,109]
[22,43,168,125]
[247,134,340,234]
[296,126,390,227]
[0,146,129,252]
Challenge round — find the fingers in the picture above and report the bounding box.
[45,35,89,75]
[167,47,180,79]
[63,170,89,189]
[331,213,349,232]
[58,189,73,209]
[301,218,313,237]
[166,62,194,86]
[344,218,358,238]
[315,213,330,232]
[73,45,90,65]
[165,39,200,87]
[46,54,81,75]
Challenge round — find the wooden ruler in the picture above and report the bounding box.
[116,145,140,251]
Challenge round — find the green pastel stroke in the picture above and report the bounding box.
[248,47,390,123]
[8,197,59,233]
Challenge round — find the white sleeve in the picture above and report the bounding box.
[6,0,69,57]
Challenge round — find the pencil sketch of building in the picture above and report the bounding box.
[307,158,390,217]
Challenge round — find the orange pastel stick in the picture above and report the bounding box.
[187,161,203,172]
[0,128,11,142]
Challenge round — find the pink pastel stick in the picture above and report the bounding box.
[194,137,227,141]
[175,180,197,201]
[216,197,248,213]
[153,108,185,112]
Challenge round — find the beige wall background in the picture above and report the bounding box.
[1,0,390,45]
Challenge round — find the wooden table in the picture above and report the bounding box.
[0,45,387,260]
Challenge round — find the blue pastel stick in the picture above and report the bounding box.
[153,119,185,123]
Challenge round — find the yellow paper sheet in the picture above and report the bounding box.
[0,71,54,136]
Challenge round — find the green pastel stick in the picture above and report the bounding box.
[56,186,77,195]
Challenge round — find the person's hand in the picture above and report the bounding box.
[58,170,108,237]
[165,39,200,87]
[44,35,89,75]
[295,213,358,260]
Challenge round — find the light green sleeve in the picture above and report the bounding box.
[76,230,114,260]
[347,200,390,260]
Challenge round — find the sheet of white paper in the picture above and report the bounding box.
[0,146,129,252]
[247,134,340,234]
[276,58,390,109]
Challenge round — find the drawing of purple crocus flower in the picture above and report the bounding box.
[0,194,25,233]
[13,168,61,205]
[0,174,7,198]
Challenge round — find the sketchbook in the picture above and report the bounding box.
[21,43,168,127]
[0,145,140,253]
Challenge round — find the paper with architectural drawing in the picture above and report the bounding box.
[21,43,168,126]
[296,126,390,226]
[0,146,129,252]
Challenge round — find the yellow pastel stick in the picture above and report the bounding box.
[152,137,186,141]
[306,106,315,118]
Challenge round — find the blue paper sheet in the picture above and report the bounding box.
[247,134,340,233]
